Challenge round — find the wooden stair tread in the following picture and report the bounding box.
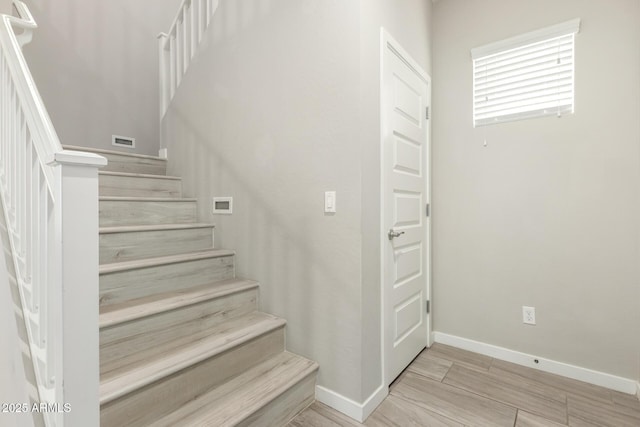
[99,278,259,328]
[100,223,215,234]
[148,352,319,427]
[100,311,286,405]
[63,144,167,162]
[99,170,181,180]
[100,196,197,202]
[99,249,234,274]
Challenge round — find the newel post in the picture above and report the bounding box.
[49,150,106,426]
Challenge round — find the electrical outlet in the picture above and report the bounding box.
[522,306,536,325]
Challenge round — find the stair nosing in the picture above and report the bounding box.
[99,312,287,405]
[99,223,215,234]
[100,196,197,202]
[99,249,235,274]
[150,352,319,427]
[99,171,181,181]
[224,354,319,426]
[99,278,259,328]
[63,145,167,162]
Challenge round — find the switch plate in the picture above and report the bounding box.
[324,191,336,213]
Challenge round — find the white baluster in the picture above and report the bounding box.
[169,33,177,99]
[37,169,46,348]
[7,89,13,214]
[176,18,183,86]
[157,34,170,117]
[17,112,25,265]
[197,0,204,45]
[182,3,190,72]
[190,0,197,59]
[24,138,32,290]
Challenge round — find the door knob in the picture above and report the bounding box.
[388,229,405,240]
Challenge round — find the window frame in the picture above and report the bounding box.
[471,19,581,127]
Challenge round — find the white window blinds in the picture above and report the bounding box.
[472,19,581,127]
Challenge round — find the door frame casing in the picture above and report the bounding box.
[379,28,432,388]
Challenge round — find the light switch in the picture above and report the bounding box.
[325,191,336,213]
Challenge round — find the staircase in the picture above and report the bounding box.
[64,145,318,426]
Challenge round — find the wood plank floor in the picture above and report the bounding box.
[288,344,640,427]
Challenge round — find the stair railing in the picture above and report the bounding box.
[158,0,220,117]
[0,1,105,426]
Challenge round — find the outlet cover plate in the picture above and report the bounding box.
[522,306,536,325]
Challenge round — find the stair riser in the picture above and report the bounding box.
[100,227,214,264]
[241,372,316,427]
[99,255,234,307]
[100,288,258,376]
[100,328,285,427]
[99,174,182,198]
[99,152,167,175]
[99,200,197,227]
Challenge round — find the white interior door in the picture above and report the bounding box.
[381,30,431,384]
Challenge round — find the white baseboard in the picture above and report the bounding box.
[433,332,638,395]
[315,383,387,423]
[636,382,640,401]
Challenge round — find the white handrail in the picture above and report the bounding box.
[0,2,105,426]
[158,0,220,117]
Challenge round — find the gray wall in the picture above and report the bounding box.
[1,0,11,14]
[163,0,432,403]
[432,0,640,381]
[164,0,364,401]
[22,0,182,155]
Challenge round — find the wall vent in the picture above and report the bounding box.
[213,197,233,214]
[112,135,136,149]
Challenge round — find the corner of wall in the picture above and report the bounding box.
[315,383,387,423]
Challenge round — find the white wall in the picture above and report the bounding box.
[22,0,182,155]
[162,0,432,405]
[432,0,640,381]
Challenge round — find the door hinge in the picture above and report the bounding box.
[425,203,430,217]
[425,106,430,120]
[426,300,430,314]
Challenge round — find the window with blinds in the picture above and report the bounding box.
[472,19,581,127]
